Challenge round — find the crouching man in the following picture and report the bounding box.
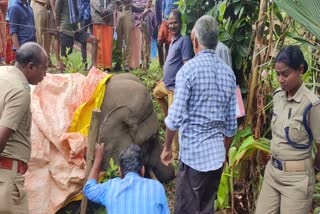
[83,144,170,214]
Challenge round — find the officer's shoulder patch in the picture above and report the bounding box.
[273,87,283,96]
[304,92,320,106]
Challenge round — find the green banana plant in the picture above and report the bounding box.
[215,127,270,212]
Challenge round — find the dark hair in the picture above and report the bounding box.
[15,42,47,67]
[119,144,144,176]
[170,9,182,25]
[275,45,308,74]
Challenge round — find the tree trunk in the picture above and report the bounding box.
[245,0,269,127]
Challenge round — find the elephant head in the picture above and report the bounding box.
[98,73,174,183]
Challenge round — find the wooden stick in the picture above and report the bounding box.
[80,108,101,214]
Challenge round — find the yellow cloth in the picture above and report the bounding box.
[68,73,113,135]
[65,73,112,204]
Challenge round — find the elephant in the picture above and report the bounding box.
[98,73,175,183]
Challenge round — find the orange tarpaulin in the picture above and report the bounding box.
[22,67,109,214]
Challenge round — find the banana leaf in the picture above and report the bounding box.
[230,136,270,167]
[215,163,231,210]
[274,0,320,40]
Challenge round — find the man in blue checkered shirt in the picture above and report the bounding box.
[161,15,237,214]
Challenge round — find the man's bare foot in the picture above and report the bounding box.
[56,61,65,73]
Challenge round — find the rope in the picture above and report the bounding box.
[0,1,142,34]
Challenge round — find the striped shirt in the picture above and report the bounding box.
[165,49,237,172]
[83,172,170,214]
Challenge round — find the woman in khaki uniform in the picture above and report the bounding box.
[255,45,320,214]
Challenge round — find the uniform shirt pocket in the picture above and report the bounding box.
[284,120,308,143]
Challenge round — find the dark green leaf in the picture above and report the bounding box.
[234,53,243,70]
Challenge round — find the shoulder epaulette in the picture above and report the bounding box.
[313,99,320,106]
[304,92,320,106]
[273,87,283,96]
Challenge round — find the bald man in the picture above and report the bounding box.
[0,42,47,213]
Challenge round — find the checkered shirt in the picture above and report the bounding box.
[165,49,237,172]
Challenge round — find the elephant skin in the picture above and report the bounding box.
[98,73,175,183]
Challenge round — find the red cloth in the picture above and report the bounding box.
[93,24,113,69]
[5,22,15,64]
[157,20,172,45]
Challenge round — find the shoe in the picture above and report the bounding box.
[113,64,121,71]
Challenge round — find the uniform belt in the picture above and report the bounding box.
[0,156,28,174]
[271,156,308,172]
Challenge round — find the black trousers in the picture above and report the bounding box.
[174,161,223,214]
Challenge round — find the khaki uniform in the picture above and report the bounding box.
[0,67,32,214]
[115,0,144,68]
[153,80,179,159]
[31,0,52,55]
[256,83,320,214]
[116,2,133,67]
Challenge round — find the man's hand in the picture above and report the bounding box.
[161,144,173,166]
[45,3,51,10]
[94,143,105,164]
[87,143,105,181]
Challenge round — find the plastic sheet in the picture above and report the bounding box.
[23,67,107,214]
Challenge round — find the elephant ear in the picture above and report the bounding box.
[129,111,159,146]
[98,105,134,169]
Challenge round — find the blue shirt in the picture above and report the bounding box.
[155,0,163,26]
[162,0,177,19]
[163,34,193,90]
[8,0,36,47]
[80,0,91,21]
[165,49,237,172]
[6,0,17,20]
[83,172,170,214]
